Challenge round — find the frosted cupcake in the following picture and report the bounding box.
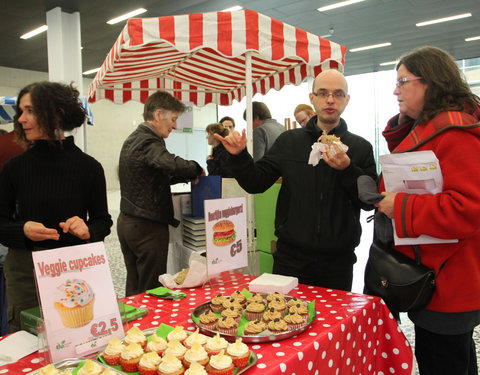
[266,292,285,303]
[246,293,264,305]
[184,328,208,348]
[124,326,147,348]
[206,350,234,375]
[243,320,267,336]
[138,352,161,375]
[101,337,124,365]
[217,316,238,335]
[267,318,288,334]
[267,298,287,316]
[99,370,116,375]
[145,333,167,355]
[164,339,187,360]
[77,359,103,375]
[287,297,303,308]
[199,310,218,331]
[210,294,227,313]
[205,331,229,355]
[167,326,188,343]
[157,354,185,375]
[226,338,250,368]
[244,302,266,321]
[54,279,95,328]
[38,364,62,375]
[119,343,143,373]
[284,312,306,330]
[289,303,309,322]
[183,342,209,368]
[220,307,241,324]
[185,361,208,375]
[221,299,243,312]
[262,307,282,324]
[229,291,246,305]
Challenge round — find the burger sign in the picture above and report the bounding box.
[212,220,236,246]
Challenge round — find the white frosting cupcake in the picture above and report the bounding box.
[158,354,184,374]
[138,352,162,369]
[146,333,167,353]
[184,328,208,348]
[208,350,233,370]
[77,359,103,375]
[185,361,208,375]
[167,326,188,342]
[164,339,187,358]
[124,326,147,346]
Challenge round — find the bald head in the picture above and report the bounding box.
[312,69,348,94]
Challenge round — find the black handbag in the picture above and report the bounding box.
[364,241,445,312]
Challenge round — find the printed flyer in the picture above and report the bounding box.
[32,242,124,362]
[204,197,248,274]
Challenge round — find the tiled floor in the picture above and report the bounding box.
[105,190,479,375]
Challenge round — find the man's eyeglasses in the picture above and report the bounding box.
[396,76,422,88]
[312,90,346,100]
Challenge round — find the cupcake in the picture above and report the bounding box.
[246,293,264,305]
[184,328,208,348]
[185,361,208,375]
[77,359,103,375]
[243,320,267,336]
[284,312,306,331]
[38,364,62,375]
[216,316,238,335]
[266,292,285,303]
[119,343,143,373]
[226,338,250,368]
[101,337,124,365]
[183,342,209,368]
[287,297,303,308]
[145,333,167,355]
[288,302,309,322]
[167,326,189,343]
[220,306,241,324]
[262,307,282,323]
[210,294,227,313]
[54,279,95,328]
[221,298,243,312]
[229,291,246,305]
[99,370,117,375]
[267,298,287,316]
[164,339,187,360]
[206,350,234,375]
[61,371,73,375]
[199,310,218,331]
[244,302,265,321]
[205,331,229,356]
[124,326,147,348]
[157,354,185,375]
[138,352,161,375]
[267,318,288,334]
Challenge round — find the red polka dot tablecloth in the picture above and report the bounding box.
[0,272,413,374]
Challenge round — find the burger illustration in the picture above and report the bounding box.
[212,219,236,246]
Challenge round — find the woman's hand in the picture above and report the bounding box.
[23,221,60,241]
[59,216,91,240]
[375,192,396,219]
[214,129,247,155]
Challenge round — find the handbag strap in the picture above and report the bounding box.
[413,244,448,278]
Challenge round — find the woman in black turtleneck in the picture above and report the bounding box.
[0,82,112,332]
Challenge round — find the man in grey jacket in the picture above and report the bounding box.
[244,102,284,161]
[117,91,204,296]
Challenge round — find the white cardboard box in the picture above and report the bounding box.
[248,273,298,294]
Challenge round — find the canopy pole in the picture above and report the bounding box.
[245,52,257,273]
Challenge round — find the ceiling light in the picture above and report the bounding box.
[20,25,48,40]
[107,8,147,25]
[222,5,243,11]
[350,42,391,52]
[380,60,399,66]
[317,0,366,12]
[465,35,480,42]
[416,13,471,27]
[83,67,101,75]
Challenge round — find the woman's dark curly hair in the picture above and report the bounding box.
[397,46,480,123]
[14,81,86,146]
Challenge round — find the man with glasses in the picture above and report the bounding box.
[215,69,377,291]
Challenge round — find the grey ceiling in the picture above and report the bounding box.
[2,0,480,77]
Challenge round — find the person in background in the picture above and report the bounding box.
[294,104,315,128]
[374,46,480,375]
[216,69,376,291]
[0,81,112,332]
[206,123,234,178]
[0,129,25,169]
[243,102,284,161]
[117,91,204,296]
[219,116,235,132]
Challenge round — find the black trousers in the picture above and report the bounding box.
[117,213,169,296]
[415,325,478,375]
[273,240,355,291]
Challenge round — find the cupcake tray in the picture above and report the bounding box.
[27,358,124,374]
[191,295,316,344]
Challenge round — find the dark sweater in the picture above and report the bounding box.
[207,143,234,177]
[0,136,112,250]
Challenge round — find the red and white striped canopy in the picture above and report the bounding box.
[88,9,346,106]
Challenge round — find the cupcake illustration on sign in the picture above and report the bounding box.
[212,220,236,246]
[54,279,95,328]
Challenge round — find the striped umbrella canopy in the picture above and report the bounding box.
[88,9,346,106]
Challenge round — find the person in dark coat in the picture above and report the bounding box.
[206,123,234,178]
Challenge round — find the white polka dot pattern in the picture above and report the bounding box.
[0,272,413,374]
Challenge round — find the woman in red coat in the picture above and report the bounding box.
[375,46,480,375]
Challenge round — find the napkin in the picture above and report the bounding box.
[158,252,207,289]
[0,330,39,366]
[146,286,187,300]
[308,140,349,166]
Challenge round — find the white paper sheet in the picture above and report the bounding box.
[0,330,39,366]
[379,150,458,245]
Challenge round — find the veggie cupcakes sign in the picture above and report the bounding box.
[32,242,124,362]
[205,197,248,275]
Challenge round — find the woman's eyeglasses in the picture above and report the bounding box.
[396,76,423,88]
